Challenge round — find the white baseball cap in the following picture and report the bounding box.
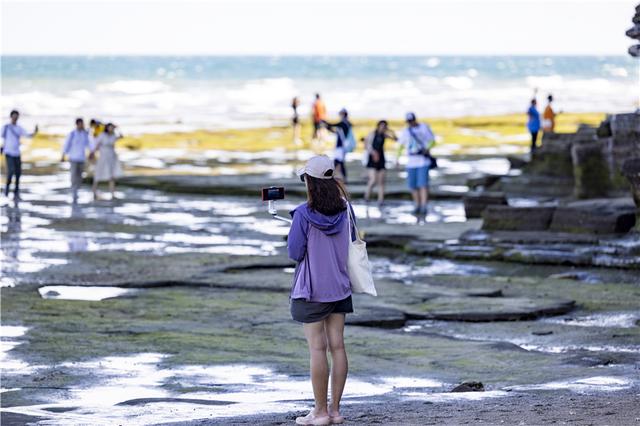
[296,155,335,180]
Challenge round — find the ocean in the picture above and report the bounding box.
[1,55,637,134]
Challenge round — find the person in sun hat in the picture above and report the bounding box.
[288,155,356,425]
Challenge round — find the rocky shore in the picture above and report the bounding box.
[2,113,640,424]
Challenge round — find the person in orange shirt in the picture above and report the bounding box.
[311,93,327,140]
[542,94,556,133]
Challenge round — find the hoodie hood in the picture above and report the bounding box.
[290,203,347,235]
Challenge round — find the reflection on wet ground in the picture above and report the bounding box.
[2,350,633,425]
[1,174,471,287]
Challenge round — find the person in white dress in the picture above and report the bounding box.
[91,123,123,200]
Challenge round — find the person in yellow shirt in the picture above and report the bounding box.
[89,119,105,138]
[542,94,556,133]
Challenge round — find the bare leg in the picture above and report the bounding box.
[303,321,329,418]
[377,170,386,204]
[325,314,348,419]
[109,179,115,198]
[364,169,376,201]
[410,189,419,211]
[92,179,99,200]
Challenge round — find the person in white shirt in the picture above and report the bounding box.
[396,112,436,216]
[1,110,38,199]
[91,123,124,200]
[61,118,92,204]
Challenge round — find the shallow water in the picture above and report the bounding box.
[38,286,134,301]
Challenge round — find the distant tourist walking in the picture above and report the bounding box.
[1,110,38,200]
[364,120,397,205]
[91,123,124,200]
[311,93,327,141]
[61,118,92,204]
[397,112,436,216]
[527,99,541,153]
[324,109,353,183]
[543,94,556,133]
[291,97,302,146]
[288,155,354,426]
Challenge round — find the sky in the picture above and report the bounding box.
[1,0,638,55]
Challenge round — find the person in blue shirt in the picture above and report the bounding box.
[61,118,92,204]
[527,99,541,154]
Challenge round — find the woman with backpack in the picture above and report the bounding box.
[288,155,355,425]
[323,108,354,183]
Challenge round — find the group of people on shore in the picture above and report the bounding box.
[294,94,437,215]
[1,111,123,203]
[526,93,558,153]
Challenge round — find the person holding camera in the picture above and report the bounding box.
[2,110,38,200]
[397,112,436,215]
[364,120,397,206]
[288,155,355,426]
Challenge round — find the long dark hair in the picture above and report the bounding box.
[305,175,349,216]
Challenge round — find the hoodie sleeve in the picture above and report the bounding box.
[287,208,309,262]
[348,203,357,242]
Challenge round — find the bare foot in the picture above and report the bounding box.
[328,410,344,424]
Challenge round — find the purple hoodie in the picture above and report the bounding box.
[287,202,355,302]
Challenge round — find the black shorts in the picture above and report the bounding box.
[291,295,353,323]
[366,154,386,170]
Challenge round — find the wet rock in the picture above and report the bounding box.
[548,271,601,283]
[571,139,611,199]
[621,158,640,232]
[466,174,503,190]
[507,155,528,169]
[502,248,592,266]
[450,381,484,392]
[404,296,575,322]
[117,397,235,406]
[549,199,636,234]
[482,205,555,231]
[463,191,507,219]
[526,132,575,178]
[532,330,554,336]
[346,307,407,329]
[44,290,61,297]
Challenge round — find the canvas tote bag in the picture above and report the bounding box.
[347,204,377,296]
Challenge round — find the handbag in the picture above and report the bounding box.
[346,204,377,296]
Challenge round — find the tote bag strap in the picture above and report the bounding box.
[346,202,361,242]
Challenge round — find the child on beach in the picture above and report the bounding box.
[397,112,436,216]
[288,155,354,426]
[61,118,92,204]
[1,110,38,200]
[364,120,397,206]
[91,123,124,200]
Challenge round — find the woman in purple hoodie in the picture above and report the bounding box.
[288,155,354,426]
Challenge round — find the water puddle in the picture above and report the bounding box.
[507,376,632,393]
[371,258,492,281]
[541,312,639,329]
[38,286,134,301]
[0,326,38,374]
[1,353,457,425]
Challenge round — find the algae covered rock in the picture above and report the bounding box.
[482,205,555,231]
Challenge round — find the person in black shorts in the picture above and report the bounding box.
[291,97,302,146]
[364,120,396,205]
